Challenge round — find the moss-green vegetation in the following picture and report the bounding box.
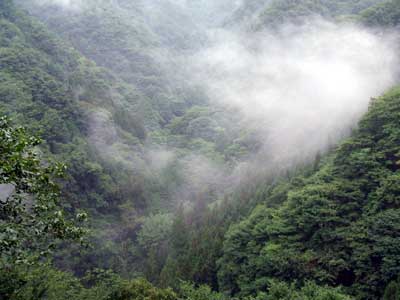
[217,87,400,299]
[2,0,400,299]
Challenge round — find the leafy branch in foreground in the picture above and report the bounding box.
[0,116,87,265]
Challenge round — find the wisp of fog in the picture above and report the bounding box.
[86,10,399,198]
[32,0,83,10]
[28,0,399,201]
[189,19,398,174]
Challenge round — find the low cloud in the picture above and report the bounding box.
[32,0,83,10]
[190,19,398,171]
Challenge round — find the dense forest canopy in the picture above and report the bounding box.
[1,0,400,299]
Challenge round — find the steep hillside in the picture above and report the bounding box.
[0,0,148,213]
[16,0,205,129]
[229,0,386,30]
[218,87,400,299]
[0,0,258,278]
[0,0,175,276]
[2,0,400,299]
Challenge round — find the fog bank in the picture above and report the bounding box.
[189,20,398,171]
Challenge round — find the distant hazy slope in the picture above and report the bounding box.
[0,0,152,213]
[16,0,208,129]
[361,0,400,26]
[228,0,386,29]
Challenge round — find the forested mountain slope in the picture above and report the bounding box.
[218,87,400,299]
[16,0,262,171]
[16,0,205,129]
[0,0,147,213]
[0,0,256,278]
[0,0,171,276]
[3,59,400,300]
[2,0,400,299]
[229,0,386,29]
[15,0,256,185]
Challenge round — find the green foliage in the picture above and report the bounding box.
[137,213,174,282]
[17,0,203,129]
[0,0,146,214]
[99,278,177,300]
[178,282,227,300]
[247,281,352,300]
[2,265,235,300]
[2,265,178,300]
[0,0,164,276]
[0,0,265,282]
[383,277,400,300]
[0,117,86,264]
[2,0,400,299]
[5,265,84,300]
[137,213,173,250]
[218,87,400,299]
